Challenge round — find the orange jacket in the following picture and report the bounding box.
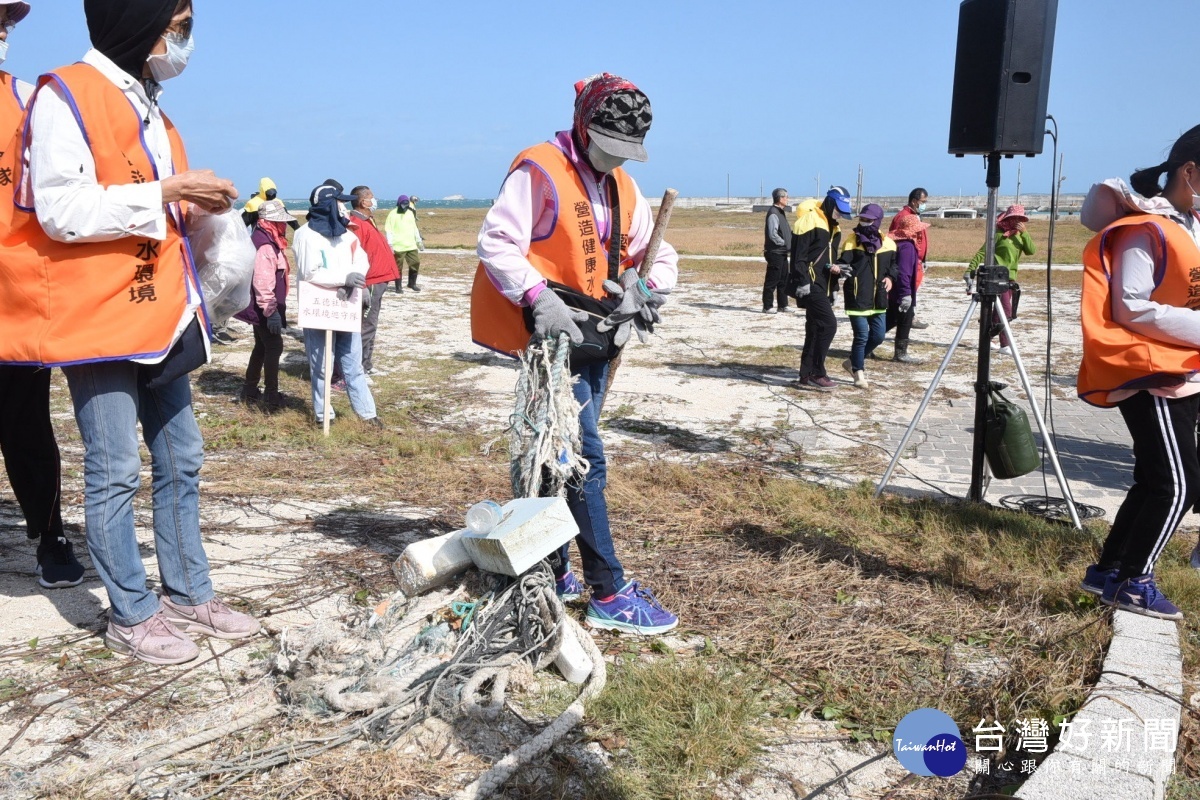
[470,142,635,357]
[1077,213,1200,407]
[0,63,199,367]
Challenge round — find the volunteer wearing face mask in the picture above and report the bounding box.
[473,73,680,636]
[0,0,87,591]
[346,185,400,377]
[0,0,260,664]
[1075,124,1200,621]
[888,188,930,330]
[789,185,854,391]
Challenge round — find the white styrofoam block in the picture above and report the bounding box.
[460,497,579,577]
[392,528,472,595]
[554,623,592,684]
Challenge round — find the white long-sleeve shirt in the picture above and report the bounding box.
[293,223,369,288]
[1107,211,1200,401]
[25,48,200,363]
[477,130,678,306]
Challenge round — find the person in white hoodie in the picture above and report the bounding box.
[293,181,381,427]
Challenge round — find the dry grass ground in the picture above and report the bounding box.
[0,212,1174,799]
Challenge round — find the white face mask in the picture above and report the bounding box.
[368,198,379,211]
[587,141,627,174]
[917,202,927,213]
[146,32,194,83]
[0,40,9,67]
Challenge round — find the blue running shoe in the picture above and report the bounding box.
[555,571,584,602]
[1080,564,1118,597]
[1110,574,1183,621]
[586,581,678,635]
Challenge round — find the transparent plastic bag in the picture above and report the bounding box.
[185,206,256,326]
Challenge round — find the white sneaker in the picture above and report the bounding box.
[852,370,869,389]
[997,346,1012,356]
[365,374,375,386]
[762,307,777,314]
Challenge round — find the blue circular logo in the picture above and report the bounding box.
[893,709,967,777]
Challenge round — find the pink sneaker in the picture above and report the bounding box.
[160,596,262,640]
[105,610,200,665]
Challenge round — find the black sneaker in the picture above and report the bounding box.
[36,537,85,589]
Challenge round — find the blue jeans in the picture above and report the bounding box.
[849,313,887,371]
[551,360,625,597]
[62,362,213,626]
[303,329,377,421]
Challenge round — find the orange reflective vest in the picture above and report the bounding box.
[470,142,635,357]
[1077,213,1200,407]
[0,63,199,367]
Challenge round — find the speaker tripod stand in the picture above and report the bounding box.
[873,153,1082,530]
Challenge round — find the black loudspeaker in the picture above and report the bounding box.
[948,0,1058,156]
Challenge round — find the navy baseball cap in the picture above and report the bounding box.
[827,186,853,215]
[309,180,354,206]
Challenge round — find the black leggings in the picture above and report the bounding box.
[245,325,284,393]
[1100,392,1200,580]
[0,366,64,542]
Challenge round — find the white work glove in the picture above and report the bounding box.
[963,272,973,292]
[898,295,913,314]
[597,268,668,346]
[795,283,812,299]
[530,289,587,346]
[417,237,426,252]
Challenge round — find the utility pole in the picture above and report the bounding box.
[726,173,730,203]
[1015,162,1022,205]
[855,164,864,211]
[1056,153,1066,220]
[815,172,820,198]
[760,179,764,205]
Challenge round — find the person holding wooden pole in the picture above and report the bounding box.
[473,73,679,635]
[293,180,382,430]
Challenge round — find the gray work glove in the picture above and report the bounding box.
[963,271,973,292]
[265,310,282,335]
[795,283,812,300]
[898,295,913,314]
[337,272,366,301]
[597,268,667,346]
[531,288,587,346]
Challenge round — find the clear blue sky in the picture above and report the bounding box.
[4,0,1195,203]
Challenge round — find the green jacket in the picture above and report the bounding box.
[968,230,1035,279]
[384,207,422,252]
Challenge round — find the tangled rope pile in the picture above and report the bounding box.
[130,334,603,800]
[510,334,588,499]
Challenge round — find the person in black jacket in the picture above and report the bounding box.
[789,185,854,391]
[837,204,896,389]
[762,188,791,313]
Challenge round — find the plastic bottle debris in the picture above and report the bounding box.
[465,500,503,535]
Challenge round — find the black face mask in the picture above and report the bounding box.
[84,0,179,80]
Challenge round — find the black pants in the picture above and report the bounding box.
[1099,392,1200,580]
[799,288,836,379]
[886,302,915,340]
[0,366,64,542]
[245,325,284,394]
[762,252,789,311]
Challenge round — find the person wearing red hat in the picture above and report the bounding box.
[0,0,87,592]
[474,73,679,636]
[966,204,1035,355]
[888,213,931,363]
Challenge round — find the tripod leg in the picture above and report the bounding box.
[994,304,1084,529]
[876,298,979,498]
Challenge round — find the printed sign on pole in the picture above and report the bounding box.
[297,281,363,333]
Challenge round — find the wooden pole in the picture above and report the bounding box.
[323,329,333,437]
[602,188,678,401]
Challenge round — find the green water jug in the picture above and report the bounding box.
[984,385,1041,479]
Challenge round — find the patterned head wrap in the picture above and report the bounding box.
[573,73,653,161]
